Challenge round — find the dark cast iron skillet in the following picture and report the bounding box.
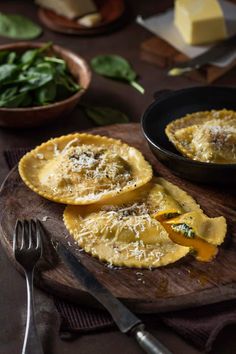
[141,86,236,185]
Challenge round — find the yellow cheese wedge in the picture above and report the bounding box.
[174,0,227,45]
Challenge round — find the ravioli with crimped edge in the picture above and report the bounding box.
[63,177,227,268]
[19,133,153,205]
[165,109,236,164]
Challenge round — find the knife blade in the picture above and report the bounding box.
[58,243,173,354]
[168,34,236,76]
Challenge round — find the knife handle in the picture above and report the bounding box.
[133,325,173,354]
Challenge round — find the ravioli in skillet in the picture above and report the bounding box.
[64,177,227,268]
[166,109,236,163]
[19,133,152,205]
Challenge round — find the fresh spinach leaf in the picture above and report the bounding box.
[56,73,80,93]
[45,56,66,66]
[0,64,18,84]
[0,13,42,40]
[0,43,80,107]
[21,49,39,66]
[83,105,129,126]
[91,55,144,94]
[65,75,80,91]
[35,81,57,105]
[0,91,28,108]
[19,64,54,92]
[21,42,52,69]
[7,52,17,64]
[0,87,18,100]
[91,55,136,81]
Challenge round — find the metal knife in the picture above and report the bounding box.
[168,34,236,76]
[58,244,173,354]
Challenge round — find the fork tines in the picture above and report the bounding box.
[14,219,42,251]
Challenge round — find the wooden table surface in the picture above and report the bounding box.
[0,1,236,354]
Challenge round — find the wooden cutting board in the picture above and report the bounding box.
[0,123,236,313]
[140,36,236,83]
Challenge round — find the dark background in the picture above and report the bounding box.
[0,1,235,353]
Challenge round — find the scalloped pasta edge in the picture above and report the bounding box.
[19,132,153,205]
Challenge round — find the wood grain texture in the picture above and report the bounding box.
[140,36,236,84]
[0,123,236,313]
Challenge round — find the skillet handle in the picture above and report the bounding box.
[153,89,173,101]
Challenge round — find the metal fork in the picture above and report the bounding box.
[13,219,44,354]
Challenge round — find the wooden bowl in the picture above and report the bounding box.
[0,42,91,128]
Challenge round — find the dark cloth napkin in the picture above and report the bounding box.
[4,148,236,353]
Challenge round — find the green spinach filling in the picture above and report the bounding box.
[171,223,195,238]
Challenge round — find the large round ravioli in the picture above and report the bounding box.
[64,177,227,268]
[63,178,203,268]
[19,133,152,205]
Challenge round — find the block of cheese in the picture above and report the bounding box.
[174,0,227,45]
[35,0,97,20]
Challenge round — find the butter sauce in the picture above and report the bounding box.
[155,214,218,262]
